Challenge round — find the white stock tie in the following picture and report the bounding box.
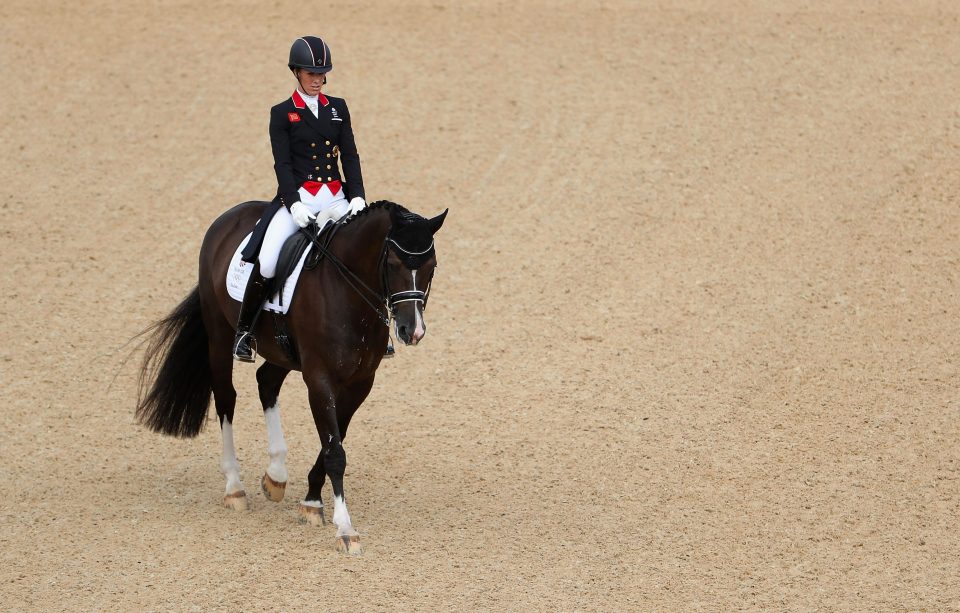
[308,103,318,118]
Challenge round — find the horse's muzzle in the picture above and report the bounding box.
[396,318,425,345]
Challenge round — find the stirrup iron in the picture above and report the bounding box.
[233,331,258,363]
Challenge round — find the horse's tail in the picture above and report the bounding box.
[135,286,212,437]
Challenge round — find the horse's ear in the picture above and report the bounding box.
[429,209,448,235]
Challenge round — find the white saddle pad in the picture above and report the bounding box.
[226,234,311,315]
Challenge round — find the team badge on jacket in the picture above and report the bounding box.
[288,112,301,122]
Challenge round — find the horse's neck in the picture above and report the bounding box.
[335,209,391,279]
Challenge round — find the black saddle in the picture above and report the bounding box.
[272,219,341,306]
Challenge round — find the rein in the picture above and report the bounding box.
[298,222,434,328]
[299,225,391,327]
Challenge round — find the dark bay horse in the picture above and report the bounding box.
[136,200,446,554]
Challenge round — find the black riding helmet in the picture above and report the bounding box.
[288,36,332,74]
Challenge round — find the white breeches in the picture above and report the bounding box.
[259,185,348,278]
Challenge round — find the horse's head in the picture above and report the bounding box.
[384,206,447,345]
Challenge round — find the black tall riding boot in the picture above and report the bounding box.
[233,265,270,362]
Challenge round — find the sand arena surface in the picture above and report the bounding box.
[2,1,959,610]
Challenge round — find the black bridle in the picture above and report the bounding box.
[382,237,435,310]
[299,225,434,329]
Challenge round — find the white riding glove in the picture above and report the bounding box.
[348,197,366,215]
[289,201,316,228]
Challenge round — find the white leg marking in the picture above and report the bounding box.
[300,499,323,509]
[220,419,244,495]
[332,494,357,536]
[263,404,288,483]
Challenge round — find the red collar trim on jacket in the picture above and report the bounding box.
[292,90,306,108]
[292,90,330,109]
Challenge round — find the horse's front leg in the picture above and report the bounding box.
[299,373,362,555]
[298,450,327,526]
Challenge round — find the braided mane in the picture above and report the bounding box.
[340,200,427,228]
[341,200,396,227]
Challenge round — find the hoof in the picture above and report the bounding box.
[261,473,286,502]
[298,503,325,526]
[336,533,363,556]
[223,491,248,511]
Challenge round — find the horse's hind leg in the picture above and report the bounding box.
[256,362,290,503]
[208,335,247,510]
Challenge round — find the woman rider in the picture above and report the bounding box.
[233,36,367,362]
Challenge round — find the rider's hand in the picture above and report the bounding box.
[290,201,316,228]
[348,197,366,215]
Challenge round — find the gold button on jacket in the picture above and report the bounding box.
[269,91,365,208]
